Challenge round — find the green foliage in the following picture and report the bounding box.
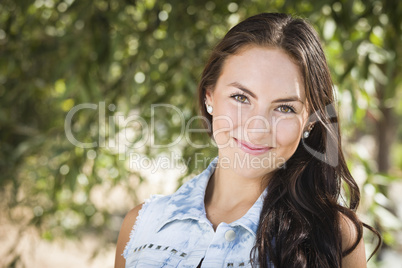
[0,0,401,266]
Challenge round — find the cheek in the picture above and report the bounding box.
[275,118,302,147]
[211,104,239,143]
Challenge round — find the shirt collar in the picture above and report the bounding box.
[229,188,267,236]
[156,155,267,236]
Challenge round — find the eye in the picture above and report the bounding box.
[230,94,250,104]
[276,104,296,113]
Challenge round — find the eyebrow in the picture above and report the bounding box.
[228,82,258,99]
[272,97,304,104]
[227,81,304,104]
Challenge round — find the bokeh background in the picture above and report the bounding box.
[1,0,401,267]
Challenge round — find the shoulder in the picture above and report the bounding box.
[126,204,144,224]
[339,212,367,267]
[339,212,362,251]
[121,195,168,240]
[115,203,144,268]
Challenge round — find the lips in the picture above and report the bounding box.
[234,138,272,155]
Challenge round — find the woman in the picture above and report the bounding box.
[115,13,381,267]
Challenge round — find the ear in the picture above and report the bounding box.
[205,87,214,105]
[306,122,315,131]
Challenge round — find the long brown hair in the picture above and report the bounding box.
[197,13,381,267]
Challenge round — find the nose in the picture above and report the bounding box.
[242,114,271,146]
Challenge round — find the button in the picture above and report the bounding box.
[224,229,236,242]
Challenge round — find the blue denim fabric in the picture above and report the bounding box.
[123,156,267,267]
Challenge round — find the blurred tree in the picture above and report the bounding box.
[0,0,400,267]
[313,0,402,262]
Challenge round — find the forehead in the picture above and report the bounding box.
[217,46,305,100]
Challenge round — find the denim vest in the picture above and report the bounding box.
[123,156,267,267]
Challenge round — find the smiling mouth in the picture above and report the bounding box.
[233,138,272,155]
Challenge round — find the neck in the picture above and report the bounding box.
[205,157,269,209]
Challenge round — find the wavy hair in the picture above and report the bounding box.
[197,13,381,267]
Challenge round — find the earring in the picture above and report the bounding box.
[205,101,214,114]
[303,123,314,139]
[206,104,213,114]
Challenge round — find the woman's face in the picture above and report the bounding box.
[205,46,310,179]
